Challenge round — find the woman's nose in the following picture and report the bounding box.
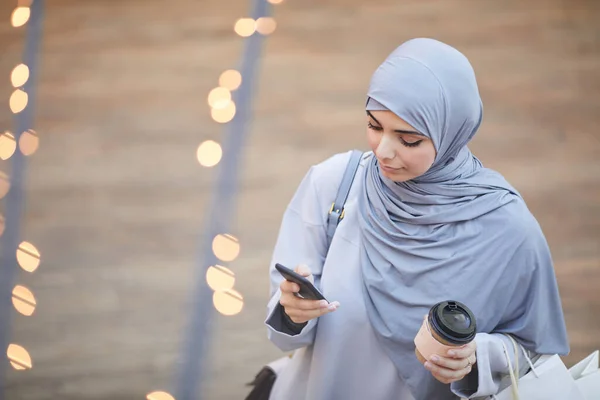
[376,134,396,161]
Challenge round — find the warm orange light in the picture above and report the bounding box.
[12,285,36,316]
[219,70,242,91]
[212,234,240,262]
[0,171,10,199]
[268,0,284,4]
[0,131,17,160]
[16,241,40,273]
[11,64,29,88]
[206,265,235,291]
[146,391,175,400]
[256,17,277,35]
[210,101,236,124]
[19,129,39,156]
[11,7,30,27]
[7,344,32,370]
[234,18,256,37]
[196,140,222,167]
[207,87,232,109]
[10,89,28,113]
[213,289,244,316]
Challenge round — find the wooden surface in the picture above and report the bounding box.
[0,0,598,398]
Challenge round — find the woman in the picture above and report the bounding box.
[264,38,569,400]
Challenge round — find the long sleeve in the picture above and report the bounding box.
[451,333,539,398]
[451,222,568,399]
[265,166,329,352]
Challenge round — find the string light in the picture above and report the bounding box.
[206,265,235,291]
[209,234,242,316]
[11,285,36,316]
[0,171,10,199]
[11,64,29,88]
[212,234,240,262]
[9,89,28,113]
[210,101,236,123]
[234,18,256,37]
[213,289,244,316]
[207,87,232,109]
[6,344,32,370]
[2,0,40,388]
[176,0,282,393]
[219,70,242,91]
[256,17,277,35]
[196,140,222,167]
[146,391,175,400]
[16,241,40,273]
[0,131,17,160]
[10,7,30,27]
[19,129,39,156]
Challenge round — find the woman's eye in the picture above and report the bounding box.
[367,122,382,131]
[367,121,422,147]
[400,138,423,148]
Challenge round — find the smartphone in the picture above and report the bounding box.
[275,263,327,302]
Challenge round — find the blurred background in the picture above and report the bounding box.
[0,0,599,399]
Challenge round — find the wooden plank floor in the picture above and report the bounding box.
[0,0,598,398]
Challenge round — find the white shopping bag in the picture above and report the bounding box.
[491,335,585,400]
[569,350,600,400]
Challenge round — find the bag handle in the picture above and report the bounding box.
[325,150,363,250]
[503,335,521,400]
[492,334,541,400]
[505,334,540,378]
[517,341,538,378]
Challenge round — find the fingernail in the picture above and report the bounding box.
[448,351,455,357]
[424,362,431,369]
[327,304,337,311]
[431,355,440,362]
[319,300,328,308]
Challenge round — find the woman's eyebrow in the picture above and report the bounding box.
[394,129,425,136]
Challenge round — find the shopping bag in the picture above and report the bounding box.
[569,350,600,400]
[491,335,585,400]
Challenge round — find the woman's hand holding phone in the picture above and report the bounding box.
[278,264,340,324]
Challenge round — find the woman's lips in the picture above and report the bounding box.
[380,164,404,172]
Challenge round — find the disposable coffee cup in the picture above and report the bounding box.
[414,300,476,363]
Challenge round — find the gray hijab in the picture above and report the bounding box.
[358,38,569,399]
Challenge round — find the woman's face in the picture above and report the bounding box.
[366,110,437,182]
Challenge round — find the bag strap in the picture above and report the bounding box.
[492,334,543,400]
[505,334,521,400]
[325,150,363,250]
[493,339,518,400]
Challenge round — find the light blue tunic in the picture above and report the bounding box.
[265,151,533,400]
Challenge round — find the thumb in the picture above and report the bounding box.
[294,264,314,282]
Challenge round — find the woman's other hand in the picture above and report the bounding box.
[279,264,340,324]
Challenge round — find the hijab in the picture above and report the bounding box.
[358,38,569,399]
